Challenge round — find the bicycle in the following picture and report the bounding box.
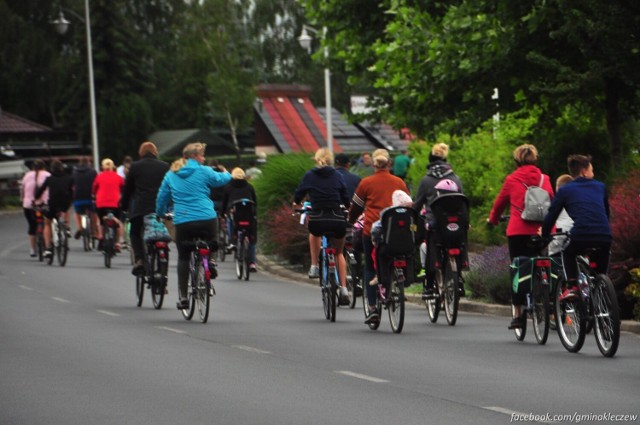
[180,238,217,323]
[50,212,70,267]
[78,212,95,252]
[364,206,422,333]
[136,214,172,309]
[509,236,552,345]
[34,204,46,262]
[424,192,469,326]
[101,210,119,268]
[230,199,256,281]
[344,223,362,309]
[553,236,620,357]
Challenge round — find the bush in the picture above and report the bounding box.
[260,202,312,267]
[465,245,512,304]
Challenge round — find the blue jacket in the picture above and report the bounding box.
[156,159,232,225]
[336,167,361,201]
[542,177,611,242]
[294,166,349,210]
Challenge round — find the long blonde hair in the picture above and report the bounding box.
[314,147,334,167]
[170,158,187,172]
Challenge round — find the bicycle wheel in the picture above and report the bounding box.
[328,271,338,323]
[103,227,114,268]
[319,254,331,320]
[151,249,167,310]
[235,239,244,280]
[136,274,145,307]
[181,255,197,320]
[217,222,228,262]
[428,272,442,323]
[555,280,586,353]
[57,224,69,267]
[194,256,211,323]
[345,248,357,309]
[242,237,250,281]
[532,273,550,345]
[388,268,405,333]
[443,256,460,326]
[591,274,620,357]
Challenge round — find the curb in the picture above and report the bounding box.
[257,254,640,336]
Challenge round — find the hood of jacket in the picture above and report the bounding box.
[312,166,336,178]
[426,160,454,179]
[175,159,200,179]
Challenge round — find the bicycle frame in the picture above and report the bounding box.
[319,235,340,322]
[234,221,252,281]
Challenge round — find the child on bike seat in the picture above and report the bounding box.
[542,155,612,301]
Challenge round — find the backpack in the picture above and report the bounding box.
[519,175,550,222]
[143,213,172,242]
[379,206,423,256]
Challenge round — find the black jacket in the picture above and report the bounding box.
[121,154,169,219]
[72,165,97,200]
[222,179,257,214]
[36,171,74,209]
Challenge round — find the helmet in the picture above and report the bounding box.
[434,178,459,193]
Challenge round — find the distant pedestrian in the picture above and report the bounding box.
[351,152,374,177]
[392,149,411,180]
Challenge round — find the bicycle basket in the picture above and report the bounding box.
[380,206,422,256]
[143,213,172,242]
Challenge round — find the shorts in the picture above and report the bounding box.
[73,199,95,214]
[307,209,347,239]
[96,207,121,224]
[44,204,70,220]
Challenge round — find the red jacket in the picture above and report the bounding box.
[488,165,554,236]
[93,170,124,209]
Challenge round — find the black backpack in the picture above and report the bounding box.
[429,193,469,248]
[380,206,423,256]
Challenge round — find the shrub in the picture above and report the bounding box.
[623,268,640,321]
[260,202,311,267]
[465,245,512,304]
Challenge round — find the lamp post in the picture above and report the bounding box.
[298,25,333,154]
[52,0,100,172]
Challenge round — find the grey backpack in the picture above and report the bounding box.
[520,175,550,222]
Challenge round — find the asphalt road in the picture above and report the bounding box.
[1,212,638,425]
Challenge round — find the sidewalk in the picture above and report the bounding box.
[257,253,640,335]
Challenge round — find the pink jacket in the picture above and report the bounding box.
[21,170,50,208]
[488,165,554,236]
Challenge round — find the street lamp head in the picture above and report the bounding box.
[297,27,313,53]
[51,11,70,35]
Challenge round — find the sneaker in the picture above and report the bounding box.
[364,307,379,324]
[559,285,579,302]
[132,260,145,276]
[43,250,53,258]
[416,268,426,279]
[29,249,36,258]
[508,317,524,330]
[65,228,72,238]
[226,244,235,253]
[176,298,189,310]
[308,265,320,279]
[74,230,82,240]
[339,287,351,306]
[249,262,257,272]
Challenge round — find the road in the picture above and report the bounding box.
[1,212,638,425]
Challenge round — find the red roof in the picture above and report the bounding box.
[0,110,52,133]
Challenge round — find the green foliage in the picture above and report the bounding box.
[252,153,314,221]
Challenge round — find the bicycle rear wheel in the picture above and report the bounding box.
[388,268,405,333]
[235,238,245,280]
[181,255,197,320]
[136,274,145,307]
[426,278,441,323]
[194,257,211,323]
[151,249,167,310]
[532,273,550,345]
[345,248,358,309]
[328,271,338,322]
[57,224,69,267]
[591,274,620,357]
[442,256,460,326]
[103,227,114,268]
[242,237,250,281]
[555,281,586,353]
[320,255,331,321]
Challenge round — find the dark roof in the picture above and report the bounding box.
[0,110,52,133]
[147,129,237,158]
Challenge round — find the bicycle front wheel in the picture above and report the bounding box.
[555,281,586,353]
[532,273,550,345]
[388,268,405,334]
[591,274,620,357]
[443,256,460,326]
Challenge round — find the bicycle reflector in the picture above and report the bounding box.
[199,248,209,256]
[448,248,461,256]
[155,241,167,249]
[535,259,551,267]
[393,260,407,267]
[397,220,406,227]
[239,221,250,226]
[590,261,598,269]
[447,216,459,222]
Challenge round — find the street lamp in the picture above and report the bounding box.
[52,1,100,172]
[298,25,333,154]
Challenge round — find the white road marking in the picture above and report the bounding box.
[51,297,70,303]
[97,310,120,317]
[335,371,388,383]
[156,326,187,334]
[232,345,271,354]
[18,285,34,291]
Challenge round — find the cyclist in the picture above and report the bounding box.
[121,141,169,275]
[487,144,554,330]
[71,156,98,240]
[93,158,125,252]
[413,143,464,299]
[20,159,50,257]
[294,147,351,306]
[542,154,612,300]
[35,160,74,258]
[222,167,258,272]
[156,142,231,310]
[348,149,410,324]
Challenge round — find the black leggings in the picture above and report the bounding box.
[23,208,37,236]
[508,235,539,306]
[174,219,218,299]
[561,240,611,282]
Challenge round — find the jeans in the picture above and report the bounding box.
[362,235,377,307]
